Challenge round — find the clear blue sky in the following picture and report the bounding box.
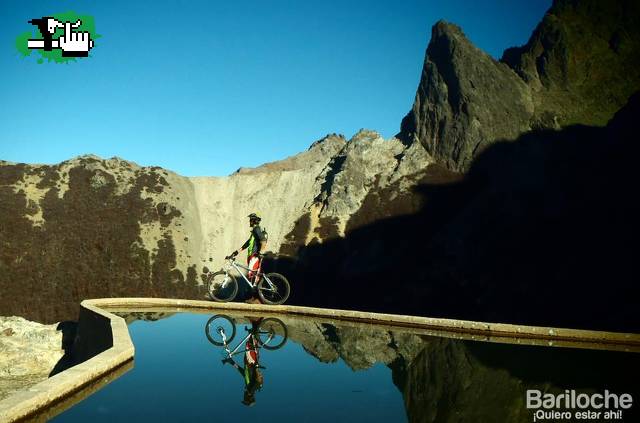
[0,0,550,176]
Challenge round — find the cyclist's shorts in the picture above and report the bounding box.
[248,255,261,272]
[245,342,258,365]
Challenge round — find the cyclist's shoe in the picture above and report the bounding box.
[221,357,234,365]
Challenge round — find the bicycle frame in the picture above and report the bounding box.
[222,258,277,292]
[219,329,256,358]
[218,326,275,358]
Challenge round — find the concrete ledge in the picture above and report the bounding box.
[0,300,134,423]
[1,297,638,422]
[95,298,640,350]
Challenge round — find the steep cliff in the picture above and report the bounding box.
[502,0,640,128]
[398,21,534,172]
[285,92,640,331]
[400,0,640,172]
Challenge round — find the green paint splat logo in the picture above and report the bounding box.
[16,11,100,64]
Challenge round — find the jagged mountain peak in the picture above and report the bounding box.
[431,20,464,38]
[400,0,640,172]
[349,129,383,143]
[399,16,532,172]
[308,133,347,151]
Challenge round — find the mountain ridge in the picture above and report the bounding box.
[1,0,638,330]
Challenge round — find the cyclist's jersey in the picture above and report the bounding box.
[242,225,267,258]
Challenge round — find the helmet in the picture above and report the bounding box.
[247,213,261,222]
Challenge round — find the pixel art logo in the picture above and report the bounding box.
[16,11,98,63]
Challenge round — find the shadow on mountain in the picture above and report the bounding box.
[270,92,640,332]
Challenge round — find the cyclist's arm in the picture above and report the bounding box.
[235,238,250,255]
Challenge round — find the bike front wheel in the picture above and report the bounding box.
[257,273,290,305]
[207,271,238,302]
[205,314,236,346]
[257,317,288,350]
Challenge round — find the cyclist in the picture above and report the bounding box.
[222,319,264,406]
[234,213,267,284]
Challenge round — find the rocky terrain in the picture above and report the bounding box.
[0,129,433,323]
[1,0,639,331]
[0,317,65,401]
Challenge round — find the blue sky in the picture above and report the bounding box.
[0,0,550,176]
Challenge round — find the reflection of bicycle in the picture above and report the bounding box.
[205,315,288,353]
[206,252,291,305]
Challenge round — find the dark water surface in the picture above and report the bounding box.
[52,312,639,422]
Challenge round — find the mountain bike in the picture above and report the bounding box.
[206,251,291,305]
[204,314,288,353]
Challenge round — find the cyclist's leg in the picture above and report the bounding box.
[248,255,260,284]
[254,256,262,283]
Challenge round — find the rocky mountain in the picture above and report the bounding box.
[1,0,638,331]
[0,129,432,323]
[399,0,640,172]
[274,0,640,331]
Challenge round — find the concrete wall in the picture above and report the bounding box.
[73,304,114,364]
[0,301,133,422]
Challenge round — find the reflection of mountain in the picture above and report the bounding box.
[114,311,176,325]
[278,315,639,423]
[283,317,426,371]
[400,340,640,423]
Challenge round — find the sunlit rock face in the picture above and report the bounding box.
[191,133,347,269]
[0,316,64,400]
[0,130,432,323]
[282,317,426,372]
[399,21,534,172]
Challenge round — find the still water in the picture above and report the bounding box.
[52,312,639,422]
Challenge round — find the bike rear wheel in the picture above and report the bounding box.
[257,317,288,350]
[257,273,290,305]
[208,271,238,302]
[205,314,236,346]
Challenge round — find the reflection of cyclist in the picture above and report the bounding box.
[234,213,267,284]
[223,319,264,406]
